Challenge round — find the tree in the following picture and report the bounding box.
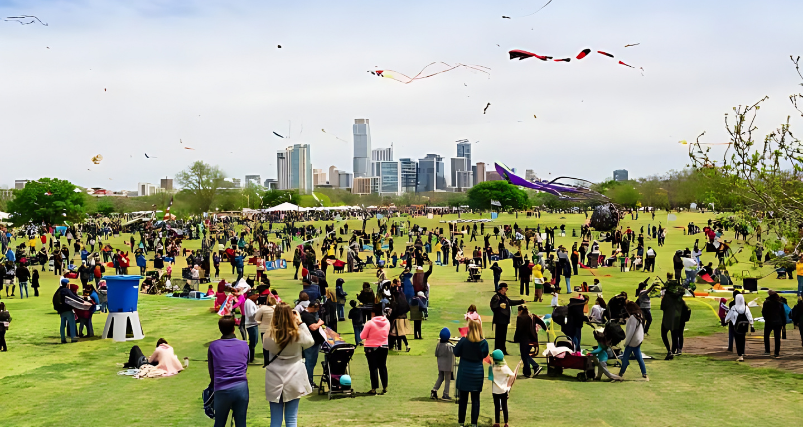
[466,181,529,211]
[606,184,641,208]
[261,190,302,208]
[6,178,86,226]
[175,161,225,213]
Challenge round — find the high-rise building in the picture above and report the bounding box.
[486,171,502,181]
[353,119,372,178]
[263,179,278,190]
[417,154,446,192]
[277,144,313,193]
[312,169,327,186]
[475,162,486,185]
[525,169,537,182]
[456,140,471,166]
[371,147,393,162]
[328,166,339,188]
[14,179,28,189]
[450,157,469,188]
[399,158,418,193]
[613,169,629,182]
[338,171,353,189]
[137,182,159,196]
[376,161,401,195]
[455,170,473,191]
[244,175,261,187]
[352,176,379,195]
[160,178,173,191]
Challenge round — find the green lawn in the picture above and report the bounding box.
[1,211,801,427]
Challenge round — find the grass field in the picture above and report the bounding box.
[1,211,802,427]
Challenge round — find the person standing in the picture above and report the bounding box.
[797,257,803,296]
[54,278,85,343]
[431,327,455,401]
[242,292,260,364]
[513,305,546,378]
[361,305,390,395]
[618,302,648,380]
[454,319,489,427]
[490,262,503,291]
[208,316,250,427]
[723,294,753,361]
[16,263,31,299]
[490,283,524,355]
[263,304,315,427]
[762,290,785,358]
[636,280,659,335]
[660,274,685,360]
[300,302,325,388]
[0,302,10,351]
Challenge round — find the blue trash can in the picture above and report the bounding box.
[102,275,142,313]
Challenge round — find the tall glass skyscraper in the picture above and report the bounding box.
[456,139,471,166]
[277,144,312,193]
[417,154,446,192]
[353,119,372,178]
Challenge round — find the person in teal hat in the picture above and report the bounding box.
[488,349,515,427]
[431,327,454,401]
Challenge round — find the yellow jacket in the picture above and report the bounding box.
[797,260,803,276]
[532,264,543,279]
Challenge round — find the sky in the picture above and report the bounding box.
[1,0,802,190]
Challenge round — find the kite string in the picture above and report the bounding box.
[382,62,490,84]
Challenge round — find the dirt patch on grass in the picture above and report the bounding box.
[684,331,803,373]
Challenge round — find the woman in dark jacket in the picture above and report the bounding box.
[453,318,489,427]
[490,262,503,291]
[761,290,785,357]
[562,294,589,350]
[513,305,547,377]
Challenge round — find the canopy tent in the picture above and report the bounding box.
[265,202,302,212]
[0,211,10,220]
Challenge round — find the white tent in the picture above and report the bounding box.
[265,202,301,212]
[0,211,10,220]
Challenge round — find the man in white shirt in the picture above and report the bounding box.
[242,292,259,363]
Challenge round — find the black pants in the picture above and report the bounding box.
[642,308,652,334]
[764,323,782,356]
[293,263,300,280]
[413,320,422,339]
[0,327,7,351]
[33,286,40,297]
[661,325,679,354]
[676,322,686,352]
[734,328,746,356]
[457,390,480,425]
[365,347,388,390]
[520,279,529,296]
[572,262,578,276]
[393,335,409,350]
[495,323,508,354]
[493,393,509,424]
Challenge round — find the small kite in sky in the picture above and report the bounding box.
[483,103,491,114]
[553,58,570,62]
[145,153,157,158]
[5,15,48,25]
[510,48,641,71]
[91,154,103,164]
[273,132,285,138]
[503,0,554,19]
[368,62,490,84]
[509,50,551,61]
[625,43,640,47]
[679,140,731,146]
[278,45,282,48]
[619,61,634,68]
[183,147,195,150]
[321,129,348,143]
[597,51,614,58]
[576,49,591,60]
[502,16,511,19]
[534,115,537,118]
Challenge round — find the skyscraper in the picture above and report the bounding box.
[353,119,372,178]
[371,147,393,162]
[277,144,313,193]
[450,157,469,188]
[328,166,340,188]
[276,148,291,190]
[475,162,486,185]
[312,169,327,186]
[613,169,629,182]
[456,170,473,191]
[417,154,446,192]
[456,139,471,166]
[399,158,418,193]
[376,161,401,195]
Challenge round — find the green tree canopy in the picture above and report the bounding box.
[261,190,302,208]
[466,181,529,211]
[7,178,86,226]
[175,161,225,213]
[606,184,641,208]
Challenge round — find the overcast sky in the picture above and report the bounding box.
[1,0,801,190]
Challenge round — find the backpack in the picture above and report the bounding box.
[604,321,626,346]
[734,310,750,335]
[552,306,568,326]
[52,289,62,311]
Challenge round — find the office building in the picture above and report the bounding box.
[263,179,278,190]
[244,175,261,187]
[353,119,372,178]
[450,157,469,188]
[160,178,173,191]
[525,169,537,182]
[312,169,327,187]
[376,161,401,195]
[137,182,159,197]
[486,171,502,181]
[456,140,471,166]
[352,176,379,195]
[613,169,629,182]
[328,166,340,188]
[475,162,486,185]
[14,179,28,189]
[455,170,473,191]
[277,144,313,193]
[417,154,446,192]
[338,171,353,189]
[399,158,418,193]
[372,147,393,162]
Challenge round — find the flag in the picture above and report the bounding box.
[163,196,174,220]
[490,199,501,207]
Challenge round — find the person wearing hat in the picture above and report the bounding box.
[53,278,85,344]
[762,290,785,358]
[431,327,455,401]
[489,349,515,427]
[490,283,525,355]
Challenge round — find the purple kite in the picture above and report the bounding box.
[494,162,607,202]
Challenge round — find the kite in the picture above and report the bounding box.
[277,45,282,48]
[619,61,634,68]
[533,115,537,118]
[576,49,591,60]
[503,0,554,19]
[625,43,640,47]
[273,132,285,138]
[494,162,608,202]
[597,51,614,58]
[509,48,641,71]
[145,153,158,158]
[91,154,103,164]
[321,129,348,143]
[483,103,491,114]
[553,58,571,62]
[5,15,48,26]
[679,140,731,146]
[502,16,511,19]
[589,203,622,231]
[368,62,490,84]
[183,147,195,150]
[509,50,551,61]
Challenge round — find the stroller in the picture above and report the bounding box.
[467,264,483,282]
[318,328,356,400]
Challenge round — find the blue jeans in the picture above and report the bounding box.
[798,275,803,296]
[519,342,540,376]
[18,281,29,298]
[337,303,345,320]
[570,326,582,349]
[214,381,249,427]
[246,326,259,363]
[303,343,320,385]
[353,324,363,344]
[619,345,647,376]
[269,397,300,427]
[685,269,698,286]
[565,277,571,294]
[59,311,77,343]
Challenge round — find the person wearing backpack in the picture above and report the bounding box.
[791,296,803,346]
[618,301,648,380]
[723,294,754,361]
[761,290,785,358]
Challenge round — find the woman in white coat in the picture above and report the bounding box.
[264,304,315,427]
[723,294,754,362]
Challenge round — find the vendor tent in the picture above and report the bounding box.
[266,202,301,212]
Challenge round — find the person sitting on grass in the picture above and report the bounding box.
[149,338,184,376]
